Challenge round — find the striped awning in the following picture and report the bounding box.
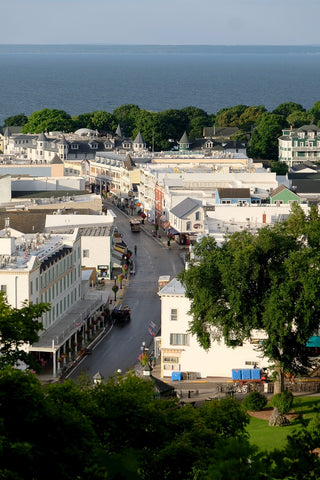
[114,244,126,254]
[163,221,170,229]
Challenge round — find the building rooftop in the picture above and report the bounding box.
[0,228,78,271]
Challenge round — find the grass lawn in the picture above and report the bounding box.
[246,395,320,451]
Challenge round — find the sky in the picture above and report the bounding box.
[1,0,320,45]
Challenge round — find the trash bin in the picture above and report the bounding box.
[171,371,183,381]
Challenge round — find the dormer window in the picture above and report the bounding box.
[89,143,98,150]
[71,144,79,150]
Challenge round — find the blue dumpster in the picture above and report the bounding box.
[241,369,252,380]
[171,371,183,381]
[232,369,242,380]
[251,368,261,380]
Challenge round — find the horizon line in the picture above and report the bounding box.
[0,43,319,47]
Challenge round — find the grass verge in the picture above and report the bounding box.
[246,395,320,451]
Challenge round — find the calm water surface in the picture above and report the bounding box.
[0,44,320,124]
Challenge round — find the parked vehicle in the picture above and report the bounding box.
[130,219,141,232]
[111,306,131,325]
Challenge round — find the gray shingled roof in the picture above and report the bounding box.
[179,131,190,144]
[170,197,201,218]
[134,131,145,144]
[50,154,64,164]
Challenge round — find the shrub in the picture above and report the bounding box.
[270,390,293,414]
[242,391,268,412]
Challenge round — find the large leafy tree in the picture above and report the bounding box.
[238,105,267,132]
[3,113,28,127]
[272,102,305,118]
[181,106,209,139]
[247,111,285,160]
[1,368,320,478]
[71,112,94,130]
[21,108,74,133]
[286,110,312,128]
[133,109,157,150]
[90,110,117,133]
[215,104,248,127]
[308,101,320,125]
[0,293,50,370]
[112,104,141,138]
[179,205,320,394]
[156,108,189,148]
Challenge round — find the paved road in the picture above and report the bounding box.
[69,207,185,382]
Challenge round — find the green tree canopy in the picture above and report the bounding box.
[90,110,117,133]
[215,105,248,127]
[179,205,320,393]
[286,110,312,128]
[238,105,267,132]
[1,367,320,478]
[133,109,158,150]
[4,113,28,127]
[71,112,94,130]
[0,293,50,370]
[112,104,141,137]
[308,101,320,125]
[181,106,209,139]
[247,112,285,160]
[21,109,74,134]
[272,102,305,118]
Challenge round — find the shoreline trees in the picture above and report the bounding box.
[4,100,320,162]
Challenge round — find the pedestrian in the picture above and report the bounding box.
[134,245,137,255]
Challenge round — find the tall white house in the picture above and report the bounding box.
[0,225,110,378]
[158,278,268,379]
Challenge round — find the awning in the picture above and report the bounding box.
[163,221,170,229]
[307,336,320,347]
[160,215,166,221]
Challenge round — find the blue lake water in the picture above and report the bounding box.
[1,44,320,125]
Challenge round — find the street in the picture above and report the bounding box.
[69,206,185,382]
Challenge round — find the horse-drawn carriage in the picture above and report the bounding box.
[111,306,131,325]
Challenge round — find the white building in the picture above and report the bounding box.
[0,225,110,378]
[45,212,118,280]
[158,278,267,379]
[279,124,320,167]
[139,163,280,223]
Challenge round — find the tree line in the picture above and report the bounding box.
[4,101,320,161]
[1,366,320,480]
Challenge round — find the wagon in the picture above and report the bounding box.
[111,306,131,325]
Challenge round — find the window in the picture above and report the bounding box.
[0,285,7,294]
[195,211,201,221]
[170,333,189,345]
[186,221,191,231]
[163,356,179,363]
[83,249,89,258]
[170,308,178,321]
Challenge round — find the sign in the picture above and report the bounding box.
[204,206,215,211]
